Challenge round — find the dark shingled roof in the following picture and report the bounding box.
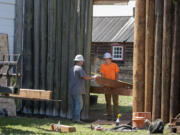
[92,16,134,42]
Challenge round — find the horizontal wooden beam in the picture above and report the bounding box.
[9,89,52,100]
[93,0,129,5]
[90,86,132,96]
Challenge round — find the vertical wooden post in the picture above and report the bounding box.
[67,0,77,119]
[46,0,56,116]
[161,0,173,123]
[14,0,24,54]
[81,0,93,120]
[145,0,155,113]
[39,0,48,115]
[152,0,164,121]
[53,0,63,117]
[22,0,34,114]
[60,0,70,118]
[170,1,180,121]
[33,0,41,114]
[133,0,146,112]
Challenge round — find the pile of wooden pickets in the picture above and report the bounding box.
[170,113,180,133]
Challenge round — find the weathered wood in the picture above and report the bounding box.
[170,1,180,121]
[60,0,70,117]
[67,0,77,119]
[14,0,24,54]
[145,0,155,113]
[46,0,56,116]
[53,0,63,117]
[33,0,41,115]
[0,34,9,85]
[152,0,164,121]
[39,0,48,115]
[95,77,133,89]
[22,0,34,114]
[81,0,93,120]
[133,0,146,112]
[10,89,52,100]
[90,86,132,96]
[161,0,173,123]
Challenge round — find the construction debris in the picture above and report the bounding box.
[170,113,180,133]
[50,124,76,133]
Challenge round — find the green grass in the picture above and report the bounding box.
[0,94,178,135]
[90,94,132,113]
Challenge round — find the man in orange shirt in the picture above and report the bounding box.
[100,52,119,120]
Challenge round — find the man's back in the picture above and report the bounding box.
[69,65,86,95]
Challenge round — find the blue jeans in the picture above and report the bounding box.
[71,94,83,121]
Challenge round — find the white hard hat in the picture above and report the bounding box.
[103,52,112,59]
[74,54,84,61]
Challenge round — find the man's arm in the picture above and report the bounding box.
[82,75,94,80]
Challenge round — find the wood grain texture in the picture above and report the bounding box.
[161,0,173,123]
[170,0,180,121]
[133,0,146,112]
[10,89,52,100]
[152,0,164,121]
[145,0,155,113]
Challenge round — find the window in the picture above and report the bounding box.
[111,44,124,61]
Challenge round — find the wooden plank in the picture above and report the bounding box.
[95,77,133,89]
[152,0,164,121]
[144,0,155,113]
[133,0,146,112]
[39,0,48,115]
[10,89,52,100]
[50,124,76,133]
[90,86,132,96]
[170,1,180,121]
[161,0,173,123]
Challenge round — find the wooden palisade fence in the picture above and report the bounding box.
[133,0,180,123]
[14,0,93,119]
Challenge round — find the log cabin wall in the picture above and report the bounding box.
[14,0,93,119]
[91,42,133,83]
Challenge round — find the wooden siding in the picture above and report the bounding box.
[14,0,93,119]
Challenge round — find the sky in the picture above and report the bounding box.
[93,1,135,16]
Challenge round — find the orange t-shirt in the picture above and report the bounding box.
[100,62,119,80]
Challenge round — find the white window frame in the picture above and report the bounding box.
[111,45,124,61]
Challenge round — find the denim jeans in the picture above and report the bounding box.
[71,94,83,121]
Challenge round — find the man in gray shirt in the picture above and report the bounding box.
[69,54,95,123]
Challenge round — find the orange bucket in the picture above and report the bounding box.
[132,112,151,129]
